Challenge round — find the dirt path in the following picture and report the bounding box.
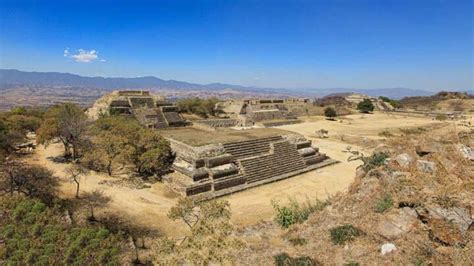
[28,112,447,236]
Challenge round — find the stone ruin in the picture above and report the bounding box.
[87,90,186,128]
[215,98,313,127]
[162,128,337,199]
[88,91,337,198]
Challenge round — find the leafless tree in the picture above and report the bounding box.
[81,189,111,221]
[65,164,88,198]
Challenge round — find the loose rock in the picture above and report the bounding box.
[416,160,436,173]
[376,207,419,239]
[395,153,412,167]
[381,243,397,255]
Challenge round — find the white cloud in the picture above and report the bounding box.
[64,48,104,63]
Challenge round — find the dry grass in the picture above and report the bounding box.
[159,126,293,146]
[236,128,474,265]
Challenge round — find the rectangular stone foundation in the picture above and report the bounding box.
[165,129,338,199]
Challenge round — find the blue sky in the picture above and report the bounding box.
[0,0,472,91]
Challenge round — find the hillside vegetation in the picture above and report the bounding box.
[399,91,474,112]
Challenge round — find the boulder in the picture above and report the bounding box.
[376,207,419,240]
[415,142,443,156]
[395,153,412,167]
[428,218,464,246]
[425,205,473,235]
[458,144,474,161]
[416,160,436,173]
[381,243,397,255]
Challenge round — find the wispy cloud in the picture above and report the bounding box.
[64,48,104,63]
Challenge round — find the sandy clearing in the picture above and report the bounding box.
[28,112,448,237]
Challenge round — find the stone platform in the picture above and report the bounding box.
[161,127,338,199]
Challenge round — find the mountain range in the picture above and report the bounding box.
[1,69,471,99]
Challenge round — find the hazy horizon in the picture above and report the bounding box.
[0,0,473,91]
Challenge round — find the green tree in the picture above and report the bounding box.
[176,97,220,118]
[324,107,337,120]
[37,103,88,159]
[130,129,174,177]
[154,198,244,264]
[85,116,141,175]
[357,98,375,113]
[84,116,173,178]
[0,161,58,204]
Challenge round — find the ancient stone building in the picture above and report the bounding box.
[87,90,186,128]
[88,91,337,198]
[160,127,337,199]
[216,98,313,127]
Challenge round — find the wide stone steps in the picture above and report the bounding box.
[213,173,246,191]
[223,136,283,159]
[303,154,327,165]
[240,141,307,183]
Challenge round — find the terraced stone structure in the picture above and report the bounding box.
[161,127,337,198]
[216,98,314,127]
[87,90,186,128]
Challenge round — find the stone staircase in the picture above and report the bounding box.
[163,111,186,126]
[213,173,246,191]
[155,110,168,128]
[239,140,307,184]
[222,136,283,160]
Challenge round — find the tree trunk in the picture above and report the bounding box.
[72,143,78,160]
[107,160,112,176]
[75,180,80,198]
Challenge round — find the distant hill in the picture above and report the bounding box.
[1,69,470,99]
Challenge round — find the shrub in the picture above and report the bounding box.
[330,224,362,245]
[272,198,329,228]
[274,253,317,266]
[324,107,337,120]
[362,152,389,171]
[0,196,124,265]
[378,130,394,138]
[357,99,374,113]
[379,96,401,108]
[288,237,308,246]
[435,114,447,121]
[374,194,393,213]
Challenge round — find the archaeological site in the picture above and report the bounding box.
[88,90,337,198]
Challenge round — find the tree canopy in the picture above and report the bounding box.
[37,103,88,159]
[83,116,174,178]
[324,107,337,120]
[357,99,375,113]
[176,97,221,118]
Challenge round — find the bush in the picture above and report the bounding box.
[374,194,393,213]
[0,196,124,264]
[288,237,308,246]
[357,99,374,113]
[435,114,447,121]
[274,253,317,266]
[176,97,221,118]
[272,198,329,228]
[330,224,362,245]
[379,96,401,108]
[324,107,337,120]
[378,130,394,138]
[362,152,389,171]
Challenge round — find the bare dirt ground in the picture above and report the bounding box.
[28,112,454,237]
